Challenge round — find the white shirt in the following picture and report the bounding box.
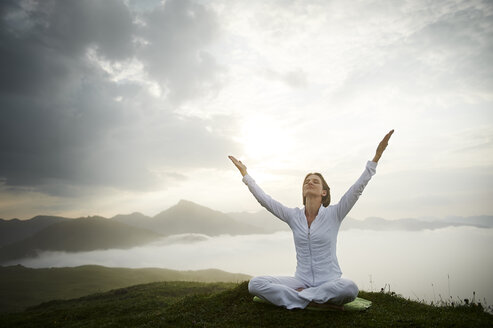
[242,160,377,286]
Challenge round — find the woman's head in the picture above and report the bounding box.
[302,172,331,207]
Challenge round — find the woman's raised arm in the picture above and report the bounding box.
[336,130,394,221]
[229,155,295,225]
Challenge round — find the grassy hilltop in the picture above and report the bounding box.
[1,281,491,328]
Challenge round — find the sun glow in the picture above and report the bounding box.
[239,116,294,161]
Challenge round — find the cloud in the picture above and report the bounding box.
[9,232,297,276]
[262,68,308,88]
[329,0,493,106]
[0,0,238,196]
[1,0,492,220]
[7,228,493,306]
[138,0,225,104]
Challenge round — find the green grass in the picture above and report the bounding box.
[1,281,491,328]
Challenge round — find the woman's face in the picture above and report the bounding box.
[303,174,327,198]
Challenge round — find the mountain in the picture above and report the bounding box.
[340,215,493,231]
[0,215,70,247]
[0,200,268,264]
[441,215,493,228]
[228,209,493,231]
[150,200,266,235]
[1,202,492,264]
[0,217,162,264]
[111,212,153,228]
[113,200,267,236]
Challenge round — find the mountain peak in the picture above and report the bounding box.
[177,199,194,205]
[169,200,215,213]
[177,199,201,207]
[149,200,262,236]
[111,212,149,220]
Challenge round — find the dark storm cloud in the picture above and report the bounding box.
[138,0,224,103]
[0,0,133,96]
[0,0,237,196]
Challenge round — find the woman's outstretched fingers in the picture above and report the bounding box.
[228,155,241,167]
[384,129,394,142]
[228,155,248,176]
[377,130,394,154]
[382,130,393,146]
[373,130,394,163]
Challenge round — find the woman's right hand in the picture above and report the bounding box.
[228,155,248,177]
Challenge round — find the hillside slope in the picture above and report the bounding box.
[0,281,491,327]
[0,265,251,313]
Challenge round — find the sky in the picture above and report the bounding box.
[1,0,492,220]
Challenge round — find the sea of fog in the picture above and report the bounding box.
[12,226,493,307]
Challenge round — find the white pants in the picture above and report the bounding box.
[248,275,359,310]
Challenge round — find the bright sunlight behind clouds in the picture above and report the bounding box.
[0,0,492,220]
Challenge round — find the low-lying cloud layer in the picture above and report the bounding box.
[8,228,493,306]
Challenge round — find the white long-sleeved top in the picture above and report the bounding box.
[242,160,377,286]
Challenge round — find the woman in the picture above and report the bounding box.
[228,129,394,310]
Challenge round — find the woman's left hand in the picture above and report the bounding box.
[373,129,394,162]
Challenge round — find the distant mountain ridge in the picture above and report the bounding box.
[113,200,266,236]
[340,215,493,231]
[0,200,267,264]
[0,215,70,248]
[1,200,491,265]
[228,210,493,231]
[0,217,162,264]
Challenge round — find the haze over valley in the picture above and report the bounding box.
[1,200,491,265]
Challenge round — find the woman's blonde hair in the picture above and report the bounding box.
[302,172,331,207]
